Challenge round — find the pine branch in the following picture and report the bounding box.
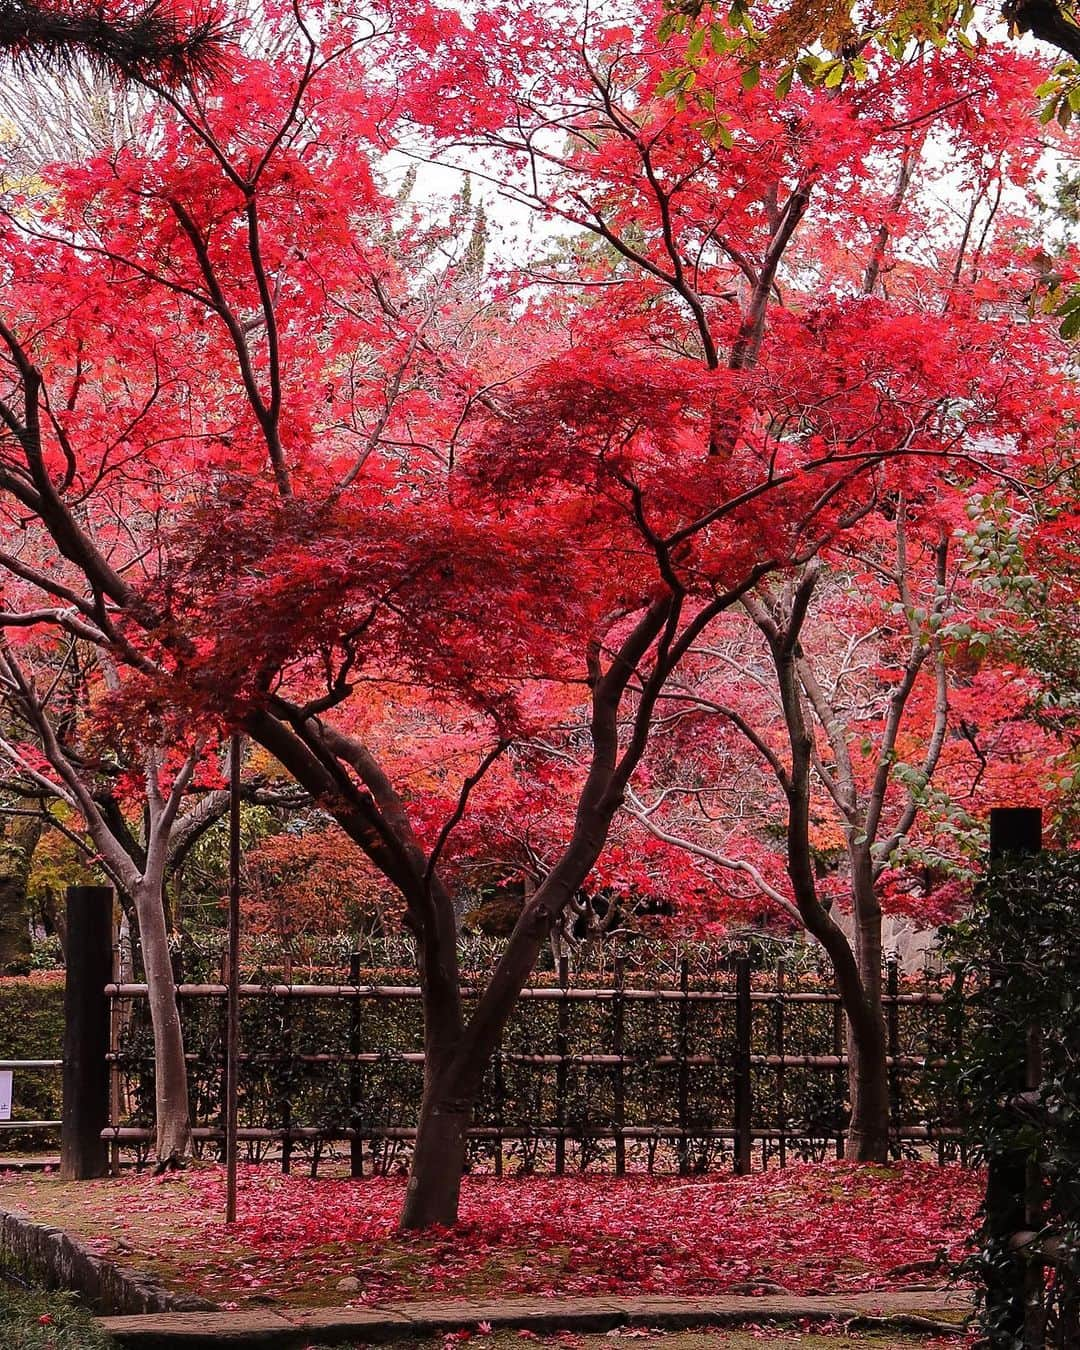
[0,0,231,86]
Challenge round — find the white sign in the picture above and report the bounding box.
[0,1070,11,1121]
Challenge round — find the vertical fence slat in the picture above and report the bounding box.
[554,955,569,1176]
[887,958,900,1160]
[108,937,121,1177]
[613,956,626,1177]
[677,958,690,1175]
[775,958,786,1170]
[733,954,753,1176]
[280,996,293,1176]
[832,996,845,1161]
[493,1030,505,1178]
[348,951,363,1179]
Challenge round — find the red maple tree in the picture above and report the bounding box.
[0,0,1070,1218]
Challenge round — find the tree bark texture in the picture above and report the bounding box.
[133,879,192,1161]
[0,813,42,972]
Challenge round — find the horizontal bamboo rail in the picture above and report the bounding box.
[105,982,945,1005]
[104,1049,946,1070]
[102,1123,965,1143]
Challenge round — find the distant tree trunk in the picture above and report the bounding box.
[132,876,192,1162]
[37,883,67,957]
[761,576,893,1164]
[0,813,42,972]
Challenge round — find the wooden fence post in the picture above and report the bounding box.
[733,954,753,1176]
[774,958,787,1169]
[554,956,569,1175]
[613,956,626,1177]
[886,958,901,1159]
[676,957,690,1176]
[61,886,113,1180]
[833,997,845,1159]
[985,806,1042,1347]
[348,951,363,1179]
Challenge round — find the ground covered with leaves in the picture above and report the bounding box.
[0,1162,980,1310]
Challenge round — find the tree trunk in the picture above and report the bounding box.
[845,853,890,1162]
[399,1075,473,1229]
[0,814,42,972]
[846,1011,890,1162]
[133,880,192,1162]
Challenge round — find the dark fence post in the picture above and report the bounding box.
[279,996,294,1176]
[61,886,113,1180]
[886,958,901,1159]
[613,956,626,1177]
[774,958,787,1169]
[348,951,363,1179]
[833,997,845,1159]
[554,956,569,1175]
[733,954,753,1176]
[676,957,690,1175]
[985,806,1042,1346]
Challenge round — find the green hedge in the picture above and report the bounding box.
[112,960,960,1171]
[943,853,1080,1348]
[0,973,64,1148]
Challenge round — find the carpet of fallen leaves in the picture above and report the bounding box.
[1,1162,981,1308]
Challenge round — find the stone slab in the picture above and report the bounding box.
[100,1290,973,1348]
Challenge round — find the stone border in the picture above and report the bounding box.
[0,1207,218,1315]
[100,1290,972,1348]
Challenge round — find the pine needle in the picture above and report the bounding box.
[0,0,233,87]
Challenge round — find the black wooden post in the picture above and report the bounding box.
[493,1030,505,1178]
[676,957,690,1176]
[279,996,294,1176]
[61,886,113,1180]
[985,806,1042,1347]
[554,956,569,1175]
[733,955,753,1176]
[348,951,363,1179]
[886,958,901,1160]
[990,807,1042,858]
[774,958,787,1169]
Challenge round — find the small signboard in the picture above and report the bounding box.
[0,1069,11,1121]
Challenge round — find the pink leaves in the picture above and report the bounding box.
[103,1162,980,1306]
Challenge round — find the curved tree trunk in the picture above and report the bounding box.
[133,879,192,1163]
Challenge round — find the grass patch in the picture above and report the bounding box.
[0,1265,116,1349]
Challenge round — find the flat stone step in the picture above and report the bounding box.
[100,1290,973,1348]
